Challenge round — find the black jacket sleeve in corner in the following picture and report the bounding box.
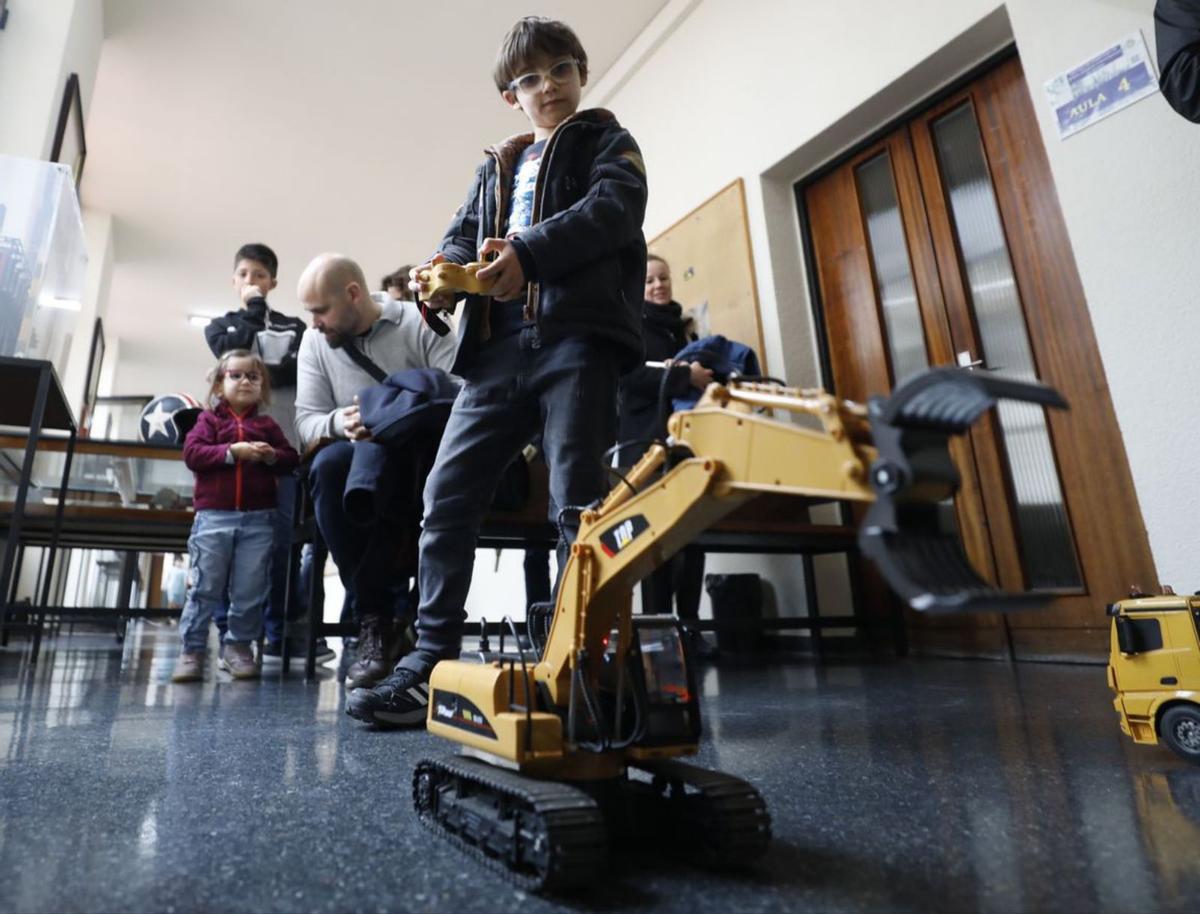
[1156,0,1200,122]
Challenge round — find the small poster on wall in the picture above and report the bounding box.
[1044,32,1160,139]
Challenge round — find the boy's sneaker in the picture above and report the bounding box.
[345,667,430,728]
[170,651,205,683]
[261,638,336,667]
[220,642,260,680]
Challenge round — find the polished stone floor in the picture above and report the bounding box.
[2,624,1199,913]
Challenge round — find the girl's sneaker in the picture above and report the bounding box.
[220,642,260,680]
[170,652,205,683]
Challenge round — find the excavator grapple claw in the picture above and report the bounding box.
[858,367,1068,613]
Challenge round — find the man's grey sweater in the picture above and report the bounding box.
[294,292,457,447]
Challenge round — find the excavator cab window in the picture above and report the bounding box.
[630,616,702,747]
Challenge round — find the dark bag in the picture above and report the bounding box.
[704,573,764,653]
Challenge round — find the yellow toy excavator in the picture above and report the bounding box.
[412,356,1067,891]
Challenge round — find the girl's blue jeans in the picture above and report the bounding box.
[178,509,274,653]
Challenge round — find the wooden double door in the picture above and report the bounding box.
[802,56,1156,660]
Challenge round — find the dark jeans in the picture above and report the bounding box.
[524,548,552,608]
[308,441,415,624]
[400,329,619,676]
[640,544,705,621]
[213,474,298,645]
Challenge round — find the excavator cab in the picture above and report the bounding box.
[413,364,1069,892]
[606,616,702,751]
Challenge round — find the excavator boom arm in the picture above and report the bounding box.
[533,368,1066,705]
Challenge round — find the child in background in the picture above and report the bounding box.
[205,243,321,665]
[171,350,299,682]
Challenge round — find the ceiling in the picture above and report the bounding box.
[87,0,667,394]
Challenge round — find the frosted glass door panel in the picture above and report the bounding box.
[855,153,929,385]
[931,104,1081,590]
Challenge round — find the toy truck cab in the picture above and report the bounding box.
[1108,593,1200,762]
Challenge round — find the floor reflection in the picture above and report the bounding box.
[1,626,1199,913]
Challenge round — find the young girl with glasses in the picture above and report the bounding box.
[171,350,299,682]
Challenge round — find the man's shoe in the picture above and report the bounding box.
[345,667,431,728]
[309,638,336,665]
[345,616,398,690]
[170,651,205,683]
[262,638,336,667]
[221,642,260,680]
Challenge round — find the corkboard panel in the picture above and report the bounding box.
[649,178,766,371]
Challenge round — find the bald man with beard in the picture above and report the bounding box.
[295,253,456,689]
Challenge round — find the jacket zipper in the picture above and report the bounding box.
[233,414,245,510]
[525,118,585,323]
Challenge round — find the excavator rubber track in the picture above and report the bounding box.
[412,755,609,893]
[631,758,772,865]
[859,367,1068,612]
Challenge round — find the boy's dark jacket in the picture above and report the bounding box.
[183,402,299,512]
[204,296,307,387]
[437,108,648,374]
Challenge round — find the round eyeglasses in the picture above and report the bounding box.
[225,370,263,384]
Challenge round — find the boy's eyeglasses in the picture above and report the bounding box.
[508,58,580,95]
[225,370,263,384]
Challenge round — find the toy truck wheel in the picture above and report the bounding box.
[1159,705,1200,762]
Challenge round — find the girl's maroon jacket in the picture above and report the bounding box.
[183,402,299,511]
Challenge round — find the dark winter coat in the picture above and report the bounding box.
[616,300,695,463]
[342,369,461,525]
[204,296,307,388]
[436,108,648,374]
[1156,0,1200,122]
[670,336,762,412]
[184,402,299,512]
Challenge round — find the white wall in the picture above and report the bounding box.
[0,0,104,161]
[60,210,114,420]
[597,0,1200,598]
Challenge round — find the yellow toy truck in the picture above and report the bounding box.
[1107,589,1200,762]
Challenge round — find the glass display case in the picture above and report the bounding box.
[0,436,194,641]
[0,436,193,510]
[0,155,89,384]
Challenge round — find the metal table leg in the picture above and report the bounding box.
[1,367,50,656]
[29,427,77,665]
